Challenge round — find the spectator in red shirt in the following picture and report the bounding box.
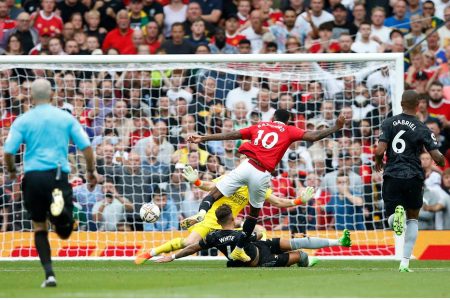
[428,81,450,128]
[129,110,151,148]
[32,0,63,37]
[102,10,135,54]
[0,0,16,42]
[306,22,340,53]
[143,20,162,54]
[224,14,245,47]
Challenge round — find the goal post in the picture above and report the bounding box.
[0,53,405,260]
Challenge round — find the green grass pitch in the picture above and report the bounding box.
[1,260,450,297]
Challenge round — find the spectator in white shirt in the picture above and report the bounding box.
[351,84,375,122]
[164,70,193,106]
[356,7,391,45]
[256,88,275,121]
[299,0,334,28]
[225,75,259,112]
[421,152,442,189]
[351,21,380,53]
[241,9,267,54]
[436,6,450,48]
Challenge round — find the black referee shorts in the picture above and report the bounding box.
[22,170,73,224]
[382,176,424,216]
[255,238,290,267]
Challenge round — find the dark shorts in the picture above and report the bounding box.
[382,176,424,216]
[22,170,73,223]
[255,238,290,267]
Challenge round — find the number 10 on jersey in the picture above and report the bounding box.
[254,130,279,149]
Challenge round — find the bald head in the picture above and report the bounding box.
[31,79,52,103]
[401,90,419,110]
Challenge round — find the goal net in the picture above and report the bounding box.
[0,54,404,260]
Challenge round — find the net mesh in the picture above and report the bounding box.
[0,57,399,258]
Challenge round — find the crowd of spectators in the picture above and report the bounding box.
[0,0,449,234]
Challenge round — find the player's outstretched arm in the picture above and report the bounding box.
[266,187,315,208]
[429,149,446,167]
[155,243,203,263]
[302,115,345,142]
[182,166,216,191]
[374,141,388,172]
[187,131,243,143]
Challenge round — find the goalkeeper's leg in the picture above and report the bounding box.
[135,232,202,265]
[180,188,223,229]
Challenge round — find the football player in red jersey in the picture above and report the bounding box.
[185,109,345,261]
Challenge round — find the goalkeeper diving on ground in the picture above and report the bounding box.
[135,159,351,265]
[154,203,351,267]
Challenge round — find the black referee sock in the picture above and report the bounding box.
[35,231,55,279]
[236,216,258,248]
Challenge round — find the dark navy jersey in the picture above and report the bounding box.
[199,230,257,261]
[379,113,439,179]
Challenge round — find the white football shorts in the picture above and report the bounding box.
[215,159,271,208]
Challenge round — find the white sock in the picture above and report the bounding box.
[388,214,394,228]
[401,219,419,268]
[290,237,332,249]
[329,239,340,246]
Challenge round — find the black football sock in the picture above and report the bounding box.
[35,231,54,279]
[198,194,217,212]
[236,216,258,248]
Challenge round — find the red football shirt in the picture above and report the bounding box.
[239,121,305,172]
[428,99,450,121]
[33,11,63,37]
[102,28,135,54]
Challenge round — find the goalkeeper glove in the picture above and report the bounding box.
[182,166,201,186]
[293,186,315,205]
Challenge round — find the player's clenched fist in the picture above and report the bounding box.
[187,135,204,143]
[335,115,346,129]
